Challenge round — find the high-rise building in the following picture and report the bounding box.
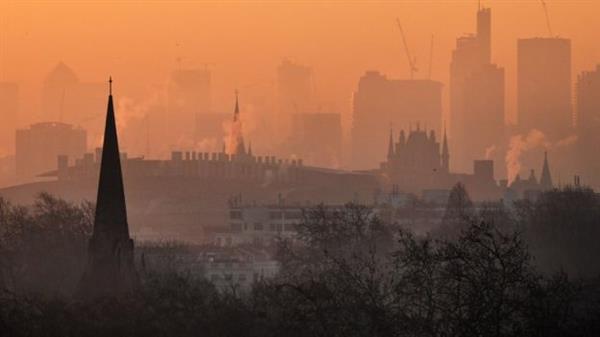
[463,64,505,173]
[0,82,18,156]
[576,65,600,136]
[575,65,600,187]
[450,7,505,174]
[167,67,211,144]
[277,59,313,116]
[276,59,313,141]
[351,71,442,169]
[290,112,342,167]
[15,122,87,177]
[41,62,105,140]
[517,38,572,139]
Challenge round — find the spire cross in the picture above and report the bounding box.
[109,76,113,95]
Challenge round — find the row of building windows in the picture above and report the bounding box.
[231,223,298,232]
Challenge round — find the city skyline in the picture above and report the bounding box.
[1,1,599,127]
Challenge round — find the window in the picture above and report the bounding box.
[284,223,298,232]
[254,223,263,230]
[285,211,302,219]
[230,211,243,219]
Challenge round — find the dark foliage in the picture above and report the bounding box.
[0,196,599,336]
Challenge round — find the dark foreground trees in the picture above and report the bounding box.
[257,204,593,337]
[0,195,599,337]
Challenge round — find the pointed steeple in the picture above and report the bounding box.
[399,129,406,145]
[232,90,246,156]
[540,151,553,190]
[78,77,137,299]
[387,127,394,160]
[441,124,450,172]
[94,76,129,239]
[528,169,537,184]
[234,90,240,122]
[247,141,253,156]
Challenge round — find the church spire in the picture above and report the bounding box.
[78,77,137,299]
[94,77,128,239]
[441,124,449,172]
[387,126,394,160]
[234,89,240,122]
[540,151,553,190]
[232,90,246,156]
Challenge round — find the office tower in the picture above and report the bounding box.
[290,112,342,167]
[517,38,572,139]
[577,65,600,137]
[0,82,18,156]
[167,67,211,144]
[351,71,442,169]
[41,62,105,139]
[276,59,313,140]
[575,65,600,187]
[463,64,505,165]
[15,122,87,177]
[450,7,505,173]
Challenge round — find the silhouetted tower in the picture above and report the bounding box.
[540,151,553,190]
[232,91,246,156]
[387,127,395,160]
[79,77,137,298]
[518,38,572,139]
[441,126,450,173]
[477,6,491,64]
[450,6,504,173]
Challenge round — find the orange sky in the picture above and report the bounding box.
[1,0,599,127]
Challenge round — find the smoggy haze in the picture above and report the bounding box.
[1,1,599,126]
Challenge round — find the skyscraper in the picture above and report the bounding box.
[575,65,600,187]
[517,38,572,139]
[15,122,87,177]
[351,71,442,169]
[41,62,105,141]
[167,67,211,144]
[79,78,137,298]
[276,59,314,141]
[576,65,600,136]
[450,6,505,173]
[0,82,18,156]
[290,112,342,167]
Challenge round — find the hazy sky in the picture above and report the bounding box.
[1,0,599,126]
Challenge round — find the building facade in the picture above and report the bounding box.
[16,122,87,177]
[352,71,442,169]
[517,38,572,139]
[450,7,505,173]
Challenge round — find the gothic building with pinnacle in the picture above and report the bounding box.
[78,78,137,298]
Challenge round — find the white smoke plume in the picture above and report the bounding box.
[505,129,549,184]
[485,145,496,159]
[505,130,578,184]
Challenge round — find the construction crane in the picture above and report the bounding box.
[540,0,554,37]
[395,18,418,79]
